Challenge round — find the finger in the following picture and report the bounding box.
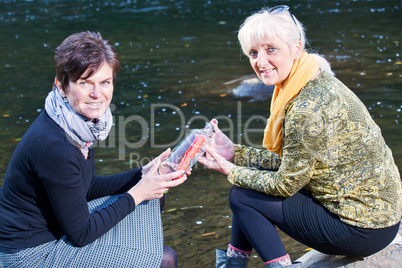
[166,175,187,187]
[160,170,185,181]
[204,147,223,159]
[198,156,207,165]
[205,148,229,167]
[212,122,222,134]
[198,156,215,169]
[160,148,172,160]
[205,152,214,161]
[153,148,171,163]
[144,148,170,171]
[150,157,162,174]
[198,155,214,165]
[151,148,172,173]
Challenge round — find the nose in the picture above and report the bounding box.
[257,54,268,68]
[89,84,102,99]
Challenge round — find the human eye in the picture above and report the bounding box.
[78,80,89,87]
[101,79,113,87]
[267,46,276,53]
[248,49,258,58]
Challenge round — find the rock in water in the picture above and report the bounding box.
[231,77,274,102]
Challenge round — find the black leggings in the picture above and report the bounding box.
[229,186,399,262]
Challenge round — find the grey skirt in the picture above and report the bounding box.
[0,195,163,268]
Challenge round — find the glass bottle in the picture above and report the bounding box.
[158,119,218,175]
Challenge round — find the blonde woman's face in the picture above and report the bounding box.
[247,35,301,88]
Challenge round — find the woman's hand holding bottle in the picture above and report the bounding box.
[145,119,235,184]
[128,149,188,206]
[209,122,235,160]
[198,147,236,176]
[157,119,217,175]
[199,122,236,176]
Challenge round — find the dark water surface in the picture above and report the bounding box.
[0,0,401,267]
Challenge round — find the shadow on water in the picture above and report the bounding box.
[0,0,401,267]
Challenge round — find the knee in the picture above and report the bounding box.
[229,186,246,211]
[160,245,177,268]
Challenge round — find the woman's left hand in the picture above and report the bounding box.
[142,148,172,175]
[198,147,236,176]
[209,121,235,160]
[128,148,190,205]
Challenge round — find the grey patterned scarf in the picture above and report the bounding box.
[44,88,113,151]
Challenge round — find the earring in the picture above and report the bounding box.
[63,97,68,103]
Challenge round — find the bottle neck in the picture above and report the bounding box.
[202,123,213,135]
[202,119,217,136]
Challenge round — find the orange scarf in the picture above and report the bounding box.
[263,52,319,155]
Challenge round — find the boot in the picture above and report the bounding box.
[265,261,302,268]
[216,249,249,268]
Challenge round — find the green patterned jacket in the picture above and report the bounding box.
[228,71,401,229]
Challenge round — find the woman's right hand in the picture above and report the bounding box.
[128,149,187,205]
[198,147,236,176]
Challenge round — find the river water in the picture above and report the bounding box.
[0,0,401,267]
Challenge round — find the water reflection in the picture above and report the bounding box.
[0,0,401,267]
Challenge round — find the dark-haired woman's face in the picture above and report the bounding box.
[59,63,114,121]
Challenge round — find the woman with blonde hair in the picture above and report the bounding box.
[200,5,401,268]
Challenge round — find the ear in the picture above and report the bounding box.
[54,78,66,97]
[294,40,303,60]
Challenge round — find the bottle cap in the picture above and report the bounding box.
[210,118,218,124]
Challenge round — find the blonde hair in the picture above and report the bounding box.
[238,8,333,75]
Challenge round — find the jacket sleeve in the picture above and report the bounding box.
[228,100,323,197]
[36,142,136,247]
[231,144,281,170]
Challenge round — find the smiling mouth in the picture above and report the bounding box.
[86,102,104,107]
[261,68,275,74]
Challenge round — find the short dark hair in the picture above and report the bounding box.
[54,31,120,91]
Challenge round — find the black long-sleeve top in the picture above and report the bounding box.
[0,111,142,252]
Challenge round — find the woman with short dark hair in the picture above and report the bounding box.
[0,31,186,267]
